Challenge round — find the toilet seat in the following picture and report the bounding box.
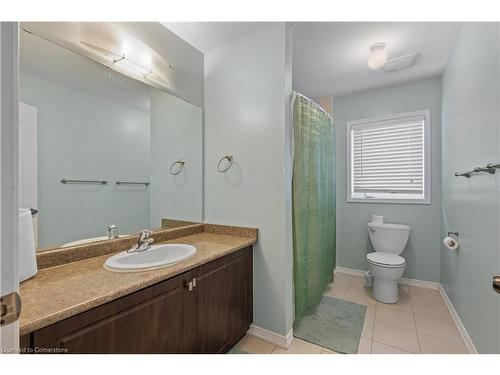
[366,252,405,268]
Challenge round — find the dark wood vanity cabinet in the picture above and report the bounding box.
[24,246,252,354]
[196,247,253,353]
[33,272,190,353]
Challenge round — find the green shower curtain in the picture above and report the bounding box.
[292,93,335,321]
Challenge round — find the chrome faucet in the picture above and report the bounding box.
[107,224,118,239]
[127,229,154,253]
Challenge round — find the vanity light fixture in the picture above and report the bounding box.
[113,55,151,77]
[80,40,170,90]
[81,40,150,76]
[80,40,122,61]
[143,71,170,88]
[367,42,388,70]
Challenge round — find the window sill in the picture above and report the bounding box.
[347,197,431,205]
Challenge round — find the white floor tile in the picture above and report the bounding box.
[272,338,322,354]
[414,315,463,343]
[236,335,276,354]
[371,341,413,354]
[372,321,420,353]
[418,332,468,354]
[357,338,372,354]
[376,303,416,330]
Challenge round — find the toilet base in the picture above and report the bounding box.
[373,278,399,304]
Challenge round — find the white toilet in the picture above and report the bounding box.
[366,219,410,304]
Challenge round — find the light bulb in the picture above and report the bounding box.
[368,42,387,70]
[140,54,152,70]
[121,42,131,56]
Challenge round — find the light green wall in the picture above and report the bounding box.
[20,74,151,248]
[204,23,294,336]
[334,79,442,282]
[441,23,500,353]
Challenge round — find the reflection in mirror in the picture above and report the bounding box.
[19,23,203,251]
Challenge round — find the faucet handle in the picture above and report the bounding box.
[107,224,118,239]
[127,230,154,253]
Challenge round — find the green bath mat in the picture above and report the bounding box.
[293,296,366,354]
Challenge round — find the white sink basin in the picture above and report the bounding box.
[103,244,197,272]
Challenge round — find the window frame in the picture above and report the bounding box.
[346,109,431,205]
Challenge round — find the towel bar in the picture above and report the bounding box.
[61,178,107,185]
[455,163,499,178]
[116,181,150,186]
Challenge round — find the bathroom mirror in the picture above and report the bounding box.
[19,23,203,250]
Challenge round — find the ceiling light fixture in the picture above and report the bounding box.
[367,42,388,70]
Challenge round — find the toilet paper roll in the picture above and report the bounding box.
[371,215,384,225]
[19,208,38,282]
[443,236,459,250]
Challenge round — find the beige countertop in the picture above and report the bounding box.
[20,230,256,336]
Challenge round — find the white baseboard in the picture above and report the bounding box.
[438,286,478,354]
[335,266,476,354]
[400,277,440,290]
[247,324,293,349]
[335,266,440,290]
[334,266,366,277]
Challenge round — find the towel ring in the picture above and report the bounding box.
[217,155,233,173]
[169,160,185,175]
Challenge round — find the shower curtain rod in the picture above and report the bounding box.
[292,91,332,120]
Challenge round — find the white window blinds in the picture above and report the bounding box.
[349,113,428,202]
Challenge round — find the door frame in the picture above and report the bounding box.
[0,22,19,353]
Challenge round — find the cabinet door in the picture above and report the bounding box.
[196,247,253,353]
[33,273,191,354]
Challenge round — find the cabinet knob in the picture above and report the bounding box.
[192,277,197,288]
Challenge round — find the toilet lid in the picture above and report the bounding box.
[366,252,405,267]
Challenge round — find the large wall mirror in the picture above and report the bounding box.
[19,22,203,250]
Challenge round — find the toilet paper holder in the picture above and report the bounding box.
[443,232,460,251]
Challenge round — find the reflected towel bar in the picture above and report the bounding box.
[169,160,185,175]
[61,178,108,185]
[217,155,233,173]
[116,181,150,186]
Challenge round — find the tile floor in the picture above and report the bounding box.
[231,272,469,354]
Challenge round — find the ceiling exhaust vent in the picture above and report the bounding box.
[384,53,421,72]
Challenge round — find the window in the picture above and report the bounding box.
[347,110,430,204]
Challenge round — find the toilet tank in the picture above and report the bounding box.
[367,222,410,255]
